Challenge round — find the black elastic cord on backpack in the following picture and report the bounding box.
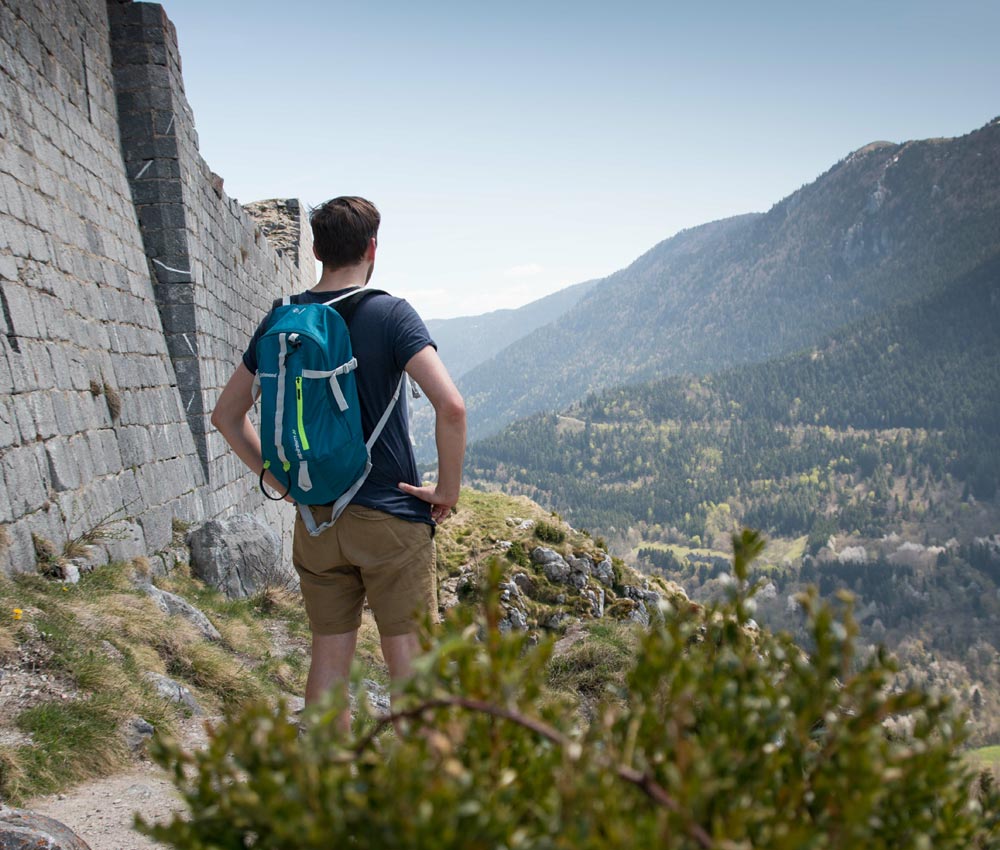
[260,461,291,501]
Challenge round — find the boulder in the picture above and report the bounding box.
[511,572,536,597]
[439,566,475,612]
[144,672,203,715]
[124,716,155,752]
[544,612,569,630]
[0,805,92,850]
[567,554,593,589]
[593,555,615,587]
[187,514,286,599]
[532,547,570,583]
[498,607,528,633]
[627,600,650,627]
[499,579,522,603]
[623,585,662,607]
[140,582,222,641]
[585,587,605,618]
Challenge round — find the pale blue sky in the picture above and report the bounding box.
[159,0,999,319]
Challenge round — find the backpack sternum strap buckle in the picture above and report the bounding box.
[302,358,358,413]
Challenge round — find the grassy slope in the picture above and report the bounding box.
[0,488,684,803]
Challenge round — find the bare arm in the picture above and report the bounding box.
[210,363,292,501]
[399,345,466,522]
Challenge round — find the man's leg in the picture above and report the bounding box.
[381,632,421,682]
[381,631,422,735]
[305,628,358,734]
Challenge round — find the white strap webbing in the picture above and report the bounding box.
[274,334,289,467]
[296,372,406,537]
[302,358,358,413]
[320,287,386,307]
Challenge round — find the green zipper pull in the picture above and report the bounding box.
[295,376,310,451]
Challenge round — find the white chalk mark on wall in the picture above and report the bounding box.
[153,259,191,276]
[133,160,153,179]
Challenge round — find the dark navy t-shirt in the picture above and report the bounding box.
[242,287,435,525]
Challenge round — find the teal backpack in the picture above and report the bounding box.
[252,289,404,536]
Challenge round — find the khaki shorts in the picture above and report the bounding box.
[292,505,437,637]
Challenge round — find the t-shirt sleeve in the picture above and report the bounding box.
[241,309,274,374]
[388,298,436,371]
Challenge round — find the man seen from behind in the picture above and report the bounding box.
[211,196,466,732]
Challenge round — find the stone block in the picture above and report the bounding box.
[0,254,18,281]
[157,301,195,335]
[115,3,170,28]
[117,423,153,468]
[27,390,58,439]
[153,280,194,304]
[126,157,180,180]
[122,135,177,160]
[100,517,146,563]
[1,282,40,339]
[0,461,11,523]
[0,396,19,449]
[165,330,198,359]
[113,40,169,68]
[0,518,35,574]
[130,177,183,205]
[138,202,185,231]
[12,393,34,441]
[44,436,80,492]
[19,503,67,564]
[88,429,123,476]
[137,503,172,552]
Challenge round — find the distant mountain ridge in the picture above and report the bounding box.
[427,279,599,380]
[466,253,1000,534]
[452,117,1000,446]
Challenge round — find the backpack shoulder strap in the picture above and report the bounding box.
[323,288,389,327]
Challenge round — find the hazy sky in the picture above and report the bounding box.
[159,0,999,320]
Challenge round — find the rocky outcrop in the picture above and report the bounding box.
[498,578,529,632]
[187,514,287,599]
[531,547,570,583]
[139,582,221,641]
[144,672,203,715]
[0,805,92,850]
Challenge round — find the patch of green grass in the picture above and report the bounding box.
[76,560,138,595]
[969,745,1000,767]
[11,697,126,800]
[546,625,634,699]
[0,557,313,803]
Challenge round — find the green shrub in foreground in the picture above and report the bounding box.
[141,530,1000,849]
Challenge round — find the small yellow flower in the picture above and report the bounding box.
[12,608,22,621]
[62,587,68,592]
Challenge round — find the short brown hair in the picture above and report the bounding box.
[309,196,380,268]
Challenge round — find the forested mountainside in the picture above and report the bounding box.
[426,279,598,380]
[467,255,1000,538]
[453,118,1000,447]
[467,256,1000,744]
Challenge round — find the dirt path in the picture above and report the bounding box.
[24,715,214,850]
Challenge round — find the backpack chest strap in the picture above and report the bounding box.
[301,358,358,412]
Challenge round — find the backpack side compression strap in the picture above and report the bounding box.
[296,370,406,537]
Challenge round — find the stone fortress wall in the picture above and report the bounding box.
[0,0,312,575]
